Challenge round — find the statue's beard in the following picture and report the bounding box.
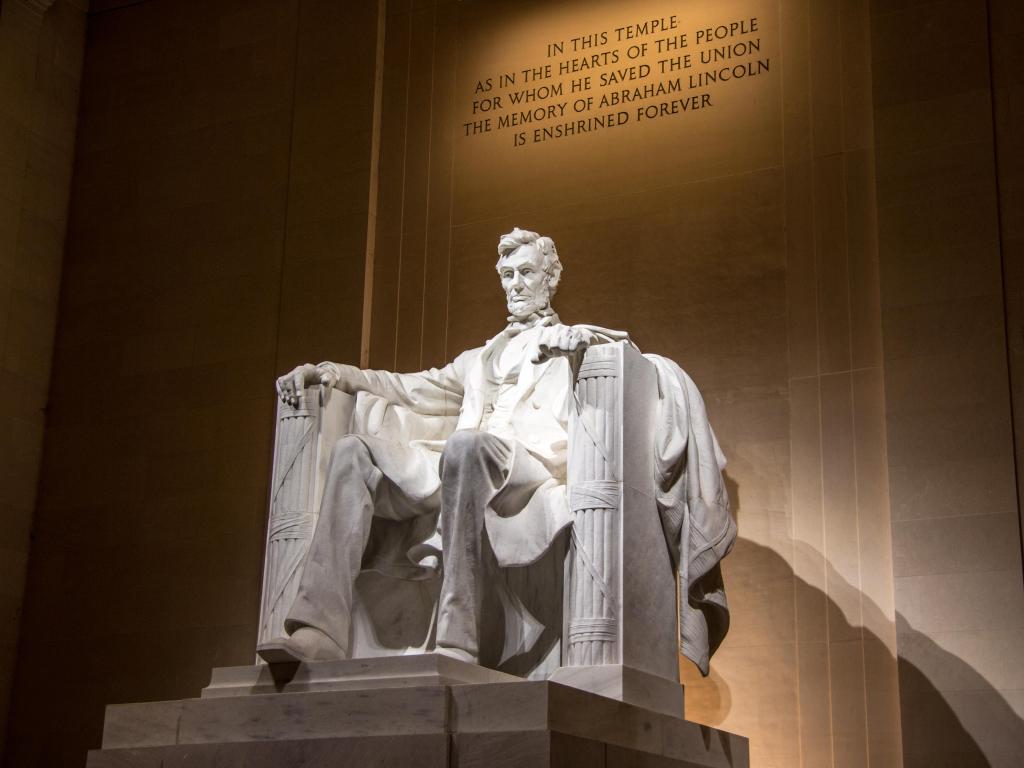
[506,287,550,319]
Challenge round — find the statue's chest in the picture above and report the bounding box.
[492,333,529,381]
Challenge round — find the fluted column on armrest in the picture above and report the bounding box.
[257,386,352,648]
[563,342,678,680]
[566,345,623,666]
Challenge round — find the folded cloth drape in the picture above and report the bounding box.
[646,355,736,676]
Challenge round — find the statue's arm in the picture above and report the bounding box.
[277,349,477,417]
[326,356,468,416]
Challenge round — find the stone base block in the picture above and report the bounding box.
[88,734,450,768]
[90,731,745,768]
[202,652,519,698]
[548,664,685,718]
[89,658,748,767]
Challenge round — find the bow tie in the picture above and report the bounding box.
[504,308,557,337]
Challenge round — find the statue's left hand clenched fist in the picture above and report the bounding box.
[533,324,599,363]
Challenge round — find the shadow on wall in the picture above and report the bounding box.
[693,477,1024,767]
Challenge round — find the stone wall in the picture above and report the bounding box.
[871,0,1024,765]
[2,0,380,765]
[0,0,86,756]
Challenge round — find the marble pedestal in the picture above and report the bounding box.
[88,655,748,768]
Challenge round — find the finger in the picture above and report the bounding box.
[293,370,305,397]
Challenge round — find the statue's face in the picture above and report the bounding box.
[498,244,550,319]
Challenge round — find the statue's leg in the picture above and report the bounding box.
[271,435,440,662]
[434,430,514,662]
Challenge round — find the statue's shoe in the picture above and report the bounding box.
[257,627,347,664]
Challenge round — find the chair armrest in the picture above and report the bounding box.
[566,343,625,666]
[565,341,670,675]
[257,385,353,648]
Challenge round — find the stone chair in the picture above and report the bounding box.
[86,341,749,767]
[256,340,683,715]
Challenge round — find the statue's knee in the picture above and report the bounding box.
[441,429,487,467]
[330,435,371,472]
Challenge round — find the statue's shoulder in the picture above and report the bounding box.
[454,344,485,361]
[449,344,485,375]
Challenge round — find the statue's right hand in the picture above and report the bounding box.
[277,363,334,407]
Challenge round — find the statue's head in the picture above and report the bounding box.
[495,227,563,320]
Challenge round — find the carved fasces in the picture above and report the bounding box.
[567,343,623,666]
[258,386,351,649]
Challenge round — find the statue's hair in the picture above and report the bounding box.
[495,227,563,295]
